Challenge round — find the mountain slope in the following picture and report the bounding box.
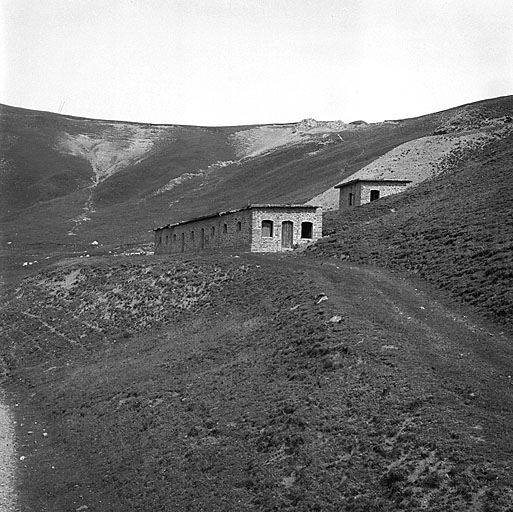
[309,130,513,327]
[2,254,512,511]
[1,96,513,286]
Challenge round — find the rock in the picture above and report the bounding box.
[329,315,342,323]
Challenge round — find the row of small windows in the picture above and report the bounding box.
[159,219,314,246]
[261,220,313,239]
[161,220,242,245]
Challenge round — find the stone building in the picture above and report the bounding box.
[335,179,412,209]
[154,204,322,255]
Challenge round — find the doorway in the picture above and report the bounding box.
[281,221,293,248]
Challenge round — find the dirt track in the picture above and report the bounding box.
[0,394,16,512]
[4,253,513,510]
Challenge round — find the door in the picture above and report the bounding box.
[281,221,293,248]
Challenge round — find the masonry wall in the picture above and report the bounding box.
[154,209,253,254]
[359,182,410,205]
[338,181,410,208]
[154,206,322,255]
[338,183,361,209]
[250,207,322,252]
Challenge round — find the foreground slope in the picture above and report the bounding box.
[310,130,513,328]
[1,254,512,511]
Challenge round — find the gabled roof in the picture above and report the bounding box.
[154,204,321,231]
[334,178,412,189]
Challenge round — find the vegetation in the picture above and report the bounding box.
[1,97,513,511]
[3,255,513,511]
[311,131,513,328]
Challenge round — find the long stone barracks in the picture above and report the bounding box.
[154,204,322,254]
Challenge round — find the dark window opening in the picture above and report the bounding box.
[191,231,195,242]
[349,193,354,206]
[211,226,215,237]
[261,220,273,237]
[237,221,242,231]
[200,228,205,249]
[181,233,185,252]
[165,235,169,244]
[370,190,380,202]
[223,224,228,234]
[301,222,313,239]
[173,234,177,243]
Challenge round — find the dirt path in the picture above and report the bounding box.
[5,253,513,510]
[0,393,16,511]
[249,253,513,452]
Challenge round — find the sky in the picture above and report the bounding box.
[1,0,512,126]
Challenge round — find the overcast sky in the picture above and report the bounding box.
[1,0,512,126]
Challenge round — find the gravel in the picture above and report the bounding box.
[0,393,16,512]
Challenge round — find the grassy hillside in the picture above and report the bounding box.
[309,131,513,327]
[2,254,512,511]
[2,96,513,511]
[3,96,512,286]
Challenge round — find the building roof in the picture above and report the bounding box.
[334,178,412,189]
[154,204,321,231]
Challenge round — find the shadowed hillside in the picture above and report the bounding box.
[309,131,513,327]
[2,96,512,286]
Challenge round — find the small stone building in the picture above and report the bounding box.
[335,179,412,209]
[154,204,322,255]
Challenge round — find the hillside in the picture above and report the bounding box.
[309,130,513,328]
[2,254,512,511]
[1,97,513,511]
[2,96,512,286]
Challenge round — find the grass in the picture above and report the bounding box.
[310,130,513,328]
[2,96,513,511]
[2,254,513,510]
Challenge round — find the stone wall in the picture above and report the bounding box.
[338,182,361,209]
[250,207,322,252]
[154,206,322,255]
[359,182,410,205]
[338,181,410,209]
[155,209,253,255]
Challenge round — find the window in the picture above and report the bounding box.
[165,235,169,244]
[261,220,273,237]
[370,190,380,202]
[301,222,313,239]
[211,226,215,237]
[237,221,242,231]
[191,231,195,242]
[349,193,354,206]
[173,234,177,243]
[181,233,185,252]
[223,224,228,234]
